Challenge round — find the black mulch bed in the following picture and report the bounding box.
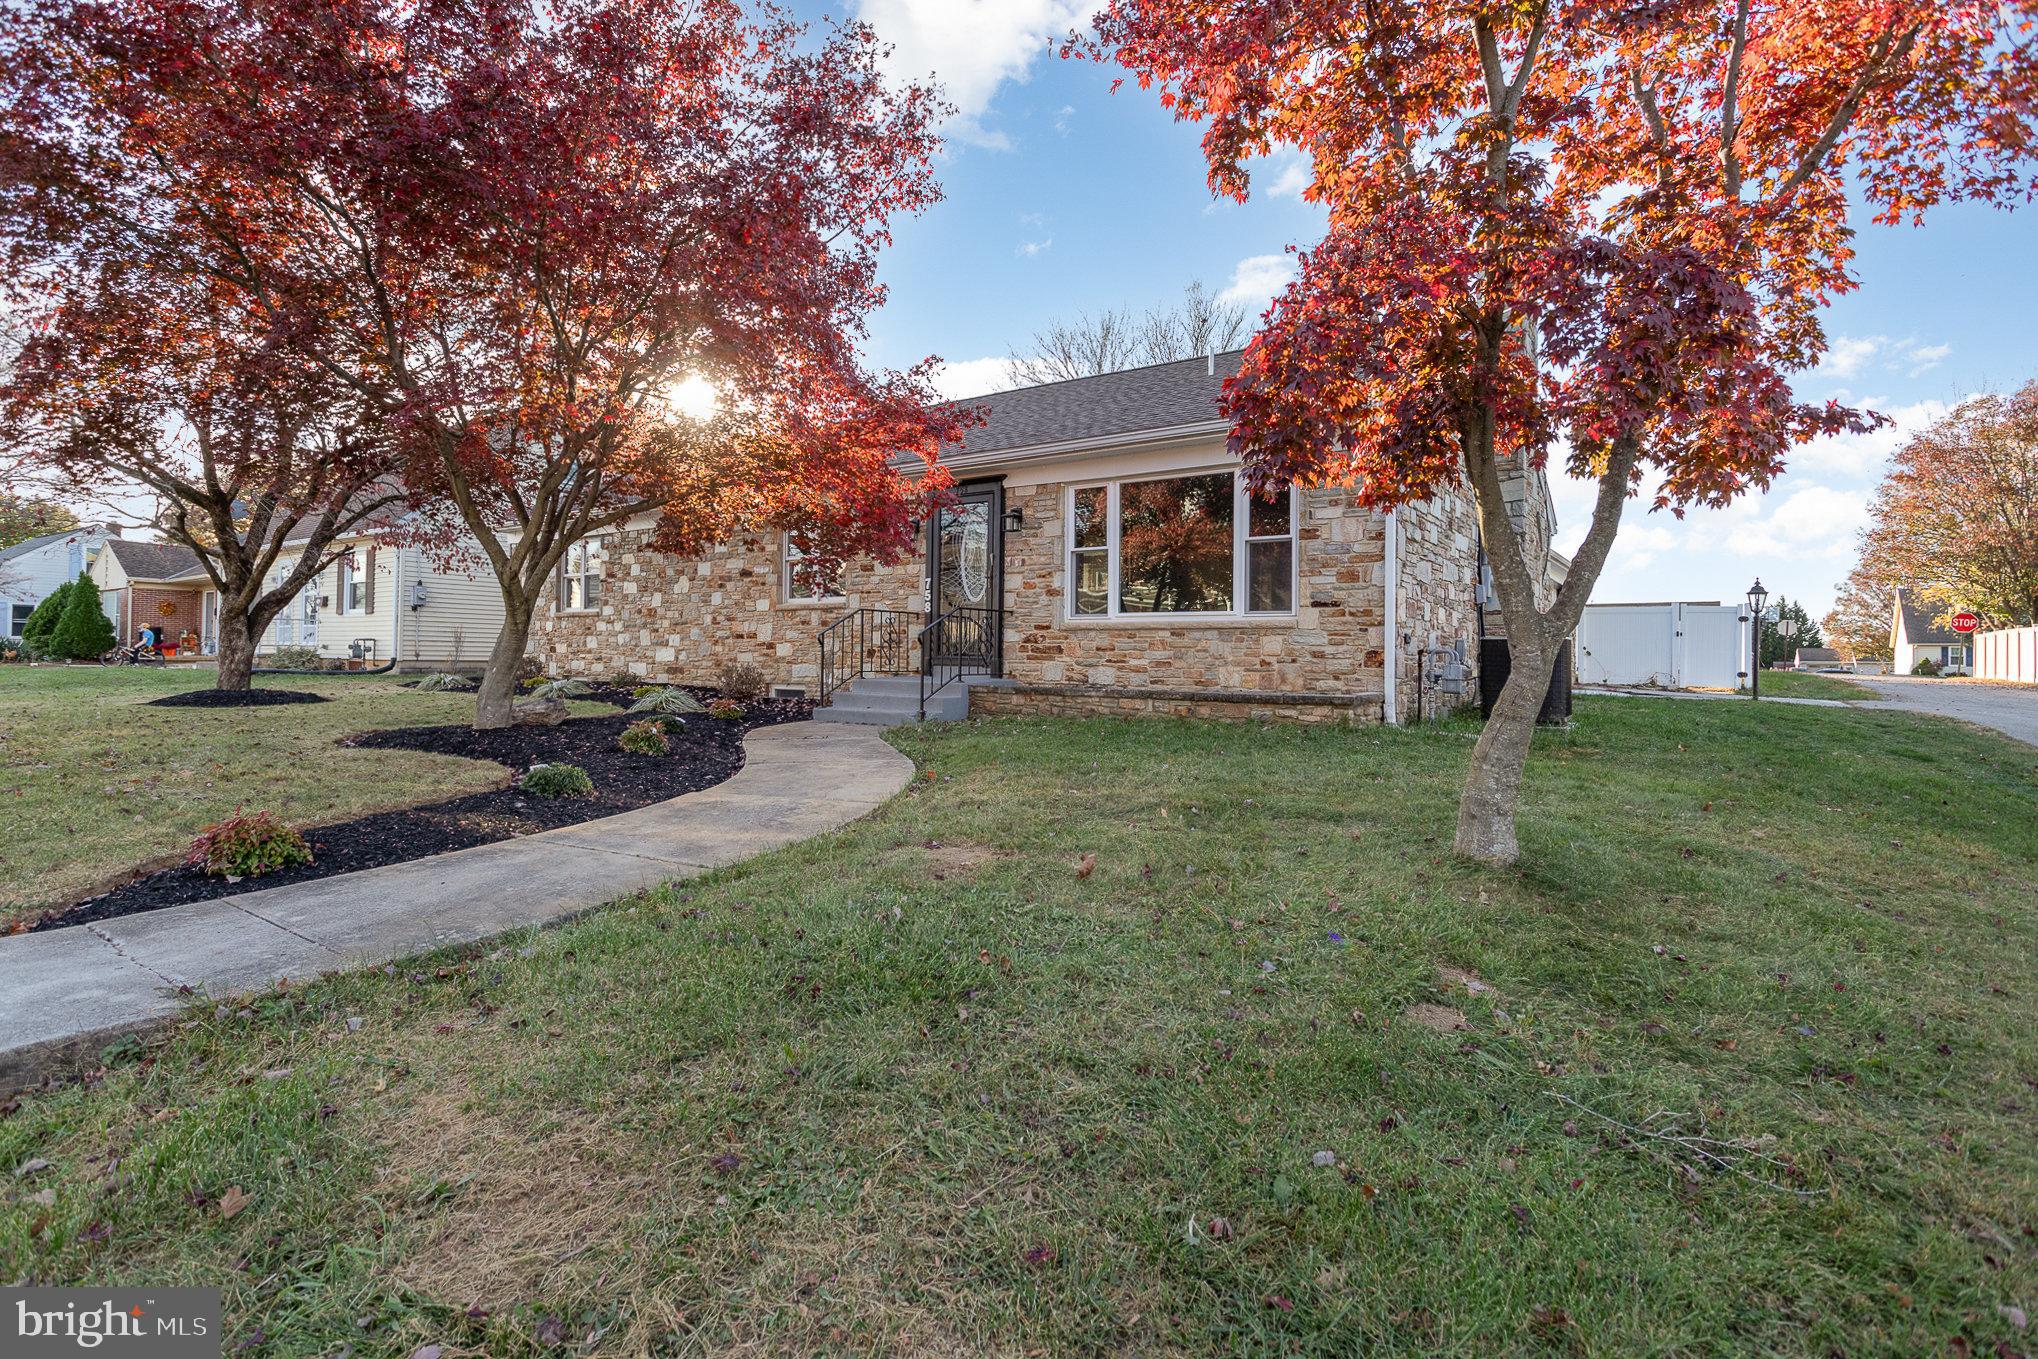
[31,686,812,933]
[148,688,329,708]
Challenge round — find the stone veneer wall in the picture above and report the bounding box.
[528,529,922,690]
[996,481,1390,698]
[970,684,1383,725]
[1393,486,1484,721]
[529,479,1477,721]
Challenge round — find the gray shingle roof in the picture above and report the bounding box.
[948,351,1245,458]
[0,526,93,565]
[1895,588,1964,645]
[104,538,203,582]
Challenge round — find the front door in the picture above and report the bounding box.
[926,483,1002,672]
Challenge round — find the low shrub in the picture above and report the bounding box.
[628,685,706,717]
[268,645,320,670]
[707,697,744,721]
[716,659,768,701]
[521,763,594,798]
[653,715,688,735]
[618,719,670,756]
[186,811,313,880]
[1912,658,1943,677]
[525,677,592,700]
[411,672,475,692]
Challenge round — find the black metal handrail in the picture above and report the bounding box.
[817,607,922,705]
[918,606,1004,721]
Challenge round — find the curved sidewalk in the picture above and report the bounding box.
[0,723,913,1087]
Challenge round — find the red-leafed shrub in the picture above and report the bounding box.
[186,810,312,879]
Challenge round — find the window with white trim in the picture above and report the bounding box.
[1066,472,1298,619]
[782,533,844,604]
[558,536,605,611]
[337,553,366,614]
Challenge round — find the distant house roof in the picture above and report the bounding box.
[945,351,1245,463]
[1893,588,1967,646]
[0,525,97,565]
[104,538,204,583]
[1795,647,1843,664]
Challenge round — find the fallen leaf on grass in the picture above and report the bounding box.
[535,1316,567,1346]
[1074,853,1096,880]
[218,1186,250,1220]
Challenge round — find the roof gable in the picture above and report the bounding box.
[105,538,203,582]
[1894,588,1964,645]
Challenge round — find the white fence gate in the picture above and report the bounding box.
[1575,603,1747,689]
[1974,626,2038,684]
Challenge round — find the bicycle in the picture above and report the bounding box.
[101,642,167,667]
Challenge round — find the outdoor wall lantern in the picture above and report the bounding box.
[1003,506,1025,533]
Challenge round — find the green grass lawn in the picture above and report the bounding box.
[0,666,606,926]
[3,698,2035,1356]
[1756,670,1883,701]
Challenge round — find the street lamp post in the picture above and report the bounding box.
[1746,578,1769,700]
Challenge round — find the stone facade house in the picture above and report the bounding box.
[530,352,1560,724]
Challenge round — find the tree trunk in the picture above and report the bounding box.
[1453,631,1557,865]
[473,606,534,730]
[214,612,257,691]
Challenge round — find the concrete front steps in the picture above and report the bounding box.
[814,673,1008,726]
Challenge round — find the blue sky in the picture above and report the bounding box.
[821,0,2038,620]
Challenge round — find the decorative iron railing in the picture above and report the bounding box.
[918,606,1004,721]
[817,607,922,706]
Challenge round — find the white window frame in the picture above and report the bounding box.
[782,533,846,606]
[336,553,365,615]
[1065,469,1299,622]
[557,535,606,613]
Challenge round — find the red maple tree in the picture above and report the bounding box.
[1848,383,2038,631]
[2,270,404,688]
[1089,0,2038,861]
[4,0,966,725]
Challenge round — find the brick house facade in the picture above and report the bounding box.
[530,353,1557,724]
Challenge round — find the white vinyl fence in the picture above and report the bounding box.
[1575,603,1747,690]
[1974,626,2038,684]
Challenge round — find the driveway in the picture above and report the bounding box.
[1853,675,2038,749]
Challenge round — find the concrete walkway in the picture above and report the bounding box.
[0,723,913,1087]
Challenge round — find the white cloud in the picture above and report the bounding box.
[1904,342,1951,377]
[1788,398,1948,478]
[851,0,1089,150]
[1016,237,1053,258]
[1217,253,1296,308]
[1262,152,1311,199]
[1813,335,1952,384]
[1817,335,1883,380]
[1053,104,1074,135]
[928,356,1020,400]
[1711,483,1871,564]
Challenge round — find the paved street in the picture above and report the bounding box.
[1855,675,2038,749]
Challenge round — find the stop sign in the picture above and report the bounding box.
[1951,611,1981,634]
